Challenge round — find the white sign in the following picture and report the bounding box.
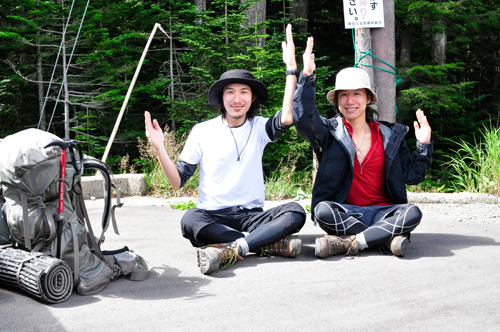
[343,0,385,29]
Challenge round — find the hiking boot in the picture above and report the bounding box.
[315,235,358,258]
[256,236,302,258]
[197,242,243,275]
[386,235,409,257]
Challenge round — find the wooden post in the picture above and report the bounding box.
[371,0,396,122]
[169,17,174,99]
[101,23,161,163]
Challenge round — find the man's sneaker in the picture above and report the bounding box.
[385,235,409,257]
[257,236,302,258]
[197,242,243,275]
[315,235,358,258]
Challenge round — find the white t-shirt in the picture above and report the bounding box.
[179,115,272,210]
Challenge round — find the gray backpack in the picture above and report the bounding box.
[0,129,148,296]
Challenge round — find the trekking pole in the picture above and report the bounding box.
[45,140,77,259]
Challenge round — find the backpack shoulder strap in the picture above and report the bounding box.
[20,192,31,251]
[73,156,123,258]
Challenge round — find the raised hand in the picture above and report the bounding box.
[282,24,297,70]
[302,36,315,75]
[414,109,432,143]
[144,111,181,188]
[144,111,164,149]
[281,24,298,126]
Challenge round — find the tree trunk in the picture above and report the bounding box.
[399,24,411,67]
[36,31,46,131]
[495,35,499,129]
[195,0,206,12]
[431,21,446,65]
[194,0,206,24]
[62,34,70,140]
[355,28,375,90]
[225,4,228,59]
[61,3,70,140]
[242,0,266,48]
[169,15,174,100]
[290,0,308,33]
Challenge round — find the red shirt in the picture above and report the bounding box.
[343,119,393,206]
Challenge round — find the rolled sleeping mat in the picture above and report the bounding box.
[0,246,73,304]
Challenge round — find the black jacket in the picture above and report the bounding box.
[293,74,433,217]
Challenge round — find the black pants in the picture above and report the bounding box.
[181,202,306,252]
[314,201,422,247]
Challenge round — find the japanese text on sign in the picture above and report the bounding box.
[343,0,385,29]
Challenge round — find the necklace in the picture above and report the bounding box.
[356,126,368,156]
[228,118,253,161]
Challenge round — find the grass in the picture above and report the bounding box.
[136,125,199,198]
[170,200,197,210]
[136,123,500,201]
[445,124,500,195]
[406,168,450,193]
[264,157,313,200]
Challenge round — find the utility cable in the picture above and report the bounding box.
[37,0,76,130]
[46,0,91,132]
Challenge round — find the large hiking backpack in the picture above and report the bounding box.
[0,129,148,297]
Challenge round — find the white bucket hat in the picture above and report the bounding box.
[326,67,378,105]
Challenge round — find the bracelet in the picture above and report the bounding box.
[285,69,300,76]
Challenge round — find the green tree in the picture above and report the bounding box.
[0,0,498,192]
[395,0,499,187]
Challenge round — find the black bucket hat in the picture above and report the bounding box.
[208,69,268,107]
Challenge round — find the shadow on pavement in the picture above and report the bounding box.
[0,288,70,331]
[403,232,500,259]
[50,265,212,308]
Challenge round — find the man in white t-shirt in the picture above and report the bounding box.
[145,25,306,274]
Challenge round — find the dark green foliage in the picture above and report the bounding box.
[394,0,499,189]
[0,0,498,193]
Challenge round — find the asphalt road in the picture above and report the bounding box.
[1,195,499,332]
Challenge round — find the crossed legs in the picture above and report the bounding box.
[314,201,422,254]
[181,202,306,274]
